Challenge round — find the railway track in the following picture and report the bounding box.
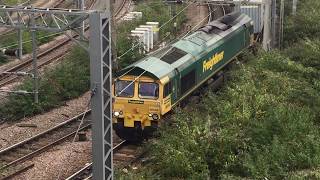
[0,35,76,87]
[65,140,143,180]
[0,0,97,88]
[0,111,91,179]
[0,0,129,88]
[0,0,67,36]
[114,0,132,21]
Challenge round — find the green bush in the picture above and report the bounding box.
[134,49,320,179]
[149,110,211,179]
[117,0,320,178]
[116,20,145,69]
[0,46,90,121]
[116,0,187,69]
[0,0,188,121]
[284,39,320,70]
[136,0,187,39]
[284,0,320,44]
[0,51,8,65]
[0,31,57,54]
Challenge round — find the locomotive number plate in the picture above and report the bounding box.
[128,100,144,104]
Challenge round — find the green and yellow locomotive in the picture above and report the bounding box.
[113,12,254,141]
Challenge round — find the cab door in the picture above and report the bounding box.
[172,68,180,103]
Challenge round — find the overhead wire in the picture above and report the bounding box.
[116,0,195,60]
[0,32,63,49]
[157,13,211,60]
[114,30,172,81]
[114,0,196,84]
[57,2,210,178]
[115,12,211,97]
[0,24,87,50]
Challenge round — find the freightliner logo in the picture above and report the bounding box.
[203,51,224,72]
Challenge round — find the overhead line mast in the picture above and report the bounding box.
[0,4,114,179]
[90,0,114,179]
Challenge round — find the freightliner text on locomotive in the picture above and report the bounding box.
[113,12,254,141]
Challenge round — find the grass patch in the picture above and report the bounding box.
[117,0,320,178]
[0,31,58,55]
[124,45,320,179]
[116,0,187,69]
[284,0,320,45]
[1,0,187,121]
[0,46,90,121]
[0,52,8,65]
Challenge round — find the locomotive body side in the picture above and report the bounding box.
[169,22,253,107]
[113,12,254,141]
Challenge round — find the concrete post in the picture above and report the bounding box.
[263,0,271,51]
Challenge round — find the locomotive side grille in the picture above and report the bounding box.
[160,47,187,64]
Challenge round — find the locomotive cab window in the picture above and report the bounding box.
[163,81,172,97]
[139,82,159,99]
[115,80,134,97]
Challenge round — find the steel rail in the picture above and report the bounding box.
[0,124,91,170]
[0,42,72,87]
[1,163,34,180]
[0,110,91,179]
[0,0,97,88]
[65,140,128,180]
[0,0,67,36]
[114,0,127,17]
[0,110,90,155]
[114,0,130,20]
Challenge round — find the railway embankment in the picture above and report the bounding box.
[0,0,188,178]
[116,1,320,179]
[0,0,187,122]
[0,0,76,65]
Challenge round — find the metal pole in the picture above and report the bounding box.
[263,0,271,51]
[271,0,277,48]
[80,0,85,38]
[17,12,23,60]
[279,0,284,49]
[90,11,113,180]
[292,0,297,15]
[111,0,118,70]
[31,9,39,103]
[171,3,177,37]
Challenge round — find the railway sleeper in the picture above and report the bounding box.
[24,144,40,151]
[15,148,33,155]
[116,149,137,155]
[113,154,136,162]
[0,156,17,163]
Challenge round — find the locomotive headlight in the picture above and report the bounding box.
[114,111,120,117]
[148,113,152,117]
[152,114,159,120]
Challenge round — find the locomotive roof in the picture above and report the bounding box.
[116,12,252,80]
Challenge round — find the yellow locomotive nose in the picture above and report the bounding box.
[112,75,166,141]
[113,100,160,128]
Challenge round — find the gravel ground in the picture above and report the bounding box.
[16,130,92,180]
[0,34,71,75]
[0,1,209,179]
[0,92,90,150]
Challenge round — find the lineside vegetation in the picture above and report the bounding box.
[0,31,58,65]
[116,0,320,179]
[0,0,186,121]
